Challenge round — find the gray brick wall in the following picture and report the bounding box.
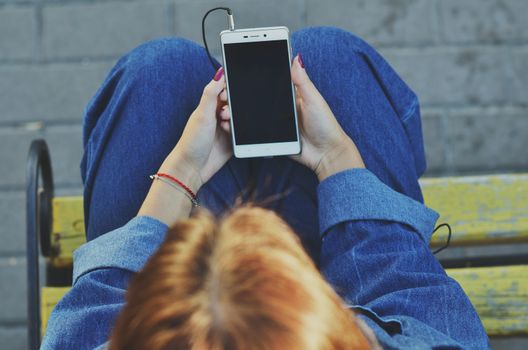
[0,62,113,123]
[42,1,173,59]
[0,6,35,61]
[0,0,526,348]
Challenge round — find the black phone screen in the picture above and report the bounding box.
[223,39,298,145]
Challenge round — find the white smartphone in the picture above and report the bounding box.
[220,26,301,158]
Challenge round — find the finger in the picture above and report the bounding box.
[291,54,322,105]
[295,88,302,111]
[219,88,228,102]
[220,120,231,133]
[200,67,225,115]
[219,104,231,120]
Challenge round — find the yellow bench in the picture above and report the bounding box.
[422,174,528,336]
[27,139,528,348]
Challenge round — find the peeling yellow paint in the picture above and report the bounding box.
[447,265,528,335]
[41,287,71,337]
[421,174,528,246]
[50,196,85,266]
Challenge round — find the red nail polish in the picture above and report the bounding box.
[213,67,224,81]
[298,53,305,68]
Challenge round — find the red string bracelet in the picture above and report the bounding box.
[150,175,199,207]
[155,172,197,200]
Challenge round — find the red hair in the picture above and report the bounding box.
[109,206,374,349]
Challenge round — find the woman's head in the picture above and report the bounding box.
[110,206,372,349]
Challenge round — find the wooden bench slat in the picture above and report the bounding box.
[51,196,85,266]
[446,265,528,336]
[40,265,528,337]
[51,175,528,258]
[41,287,71,337]
[421,174,528,246]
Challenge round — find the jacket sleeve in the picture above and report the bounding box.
[317,168,490,349]
[40,216,169,350]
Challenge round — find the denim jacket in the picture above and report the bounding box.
[41,169,489,349]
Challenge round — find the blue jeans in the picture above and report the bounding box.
[43,27,488,350]
[81,26,426,264]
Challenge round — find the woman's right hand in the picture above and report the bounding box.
[217,53,365,181]
[290,53,364,181]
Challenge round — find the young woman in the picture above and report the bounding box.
[41,27,489,349]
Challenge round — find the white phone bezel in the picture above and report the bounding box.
[220,26,301,158]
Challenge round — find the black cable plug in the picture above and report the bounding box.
[202,7,234,70]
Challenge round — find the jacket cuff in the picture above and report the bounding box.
[317,168,439,242]
[73,216,168,284]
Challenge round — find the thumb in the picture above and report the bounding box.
[291,54,320,104]
[200,67,225,115]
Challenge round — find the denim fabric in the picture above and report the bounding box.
[318,169,488,349]
[72,216,168,284]
[80,27,425,263]
[317,169,439,241]
[41,27,489,349]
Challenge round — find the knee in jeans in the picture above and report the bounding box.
[119,37,210,84]
[293,26,366,53]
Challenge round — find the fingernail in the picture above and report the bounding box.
[297,53,305,69]
[213,67,224,81]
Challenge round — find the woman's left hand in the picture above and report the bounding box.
[160,67,232,192]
